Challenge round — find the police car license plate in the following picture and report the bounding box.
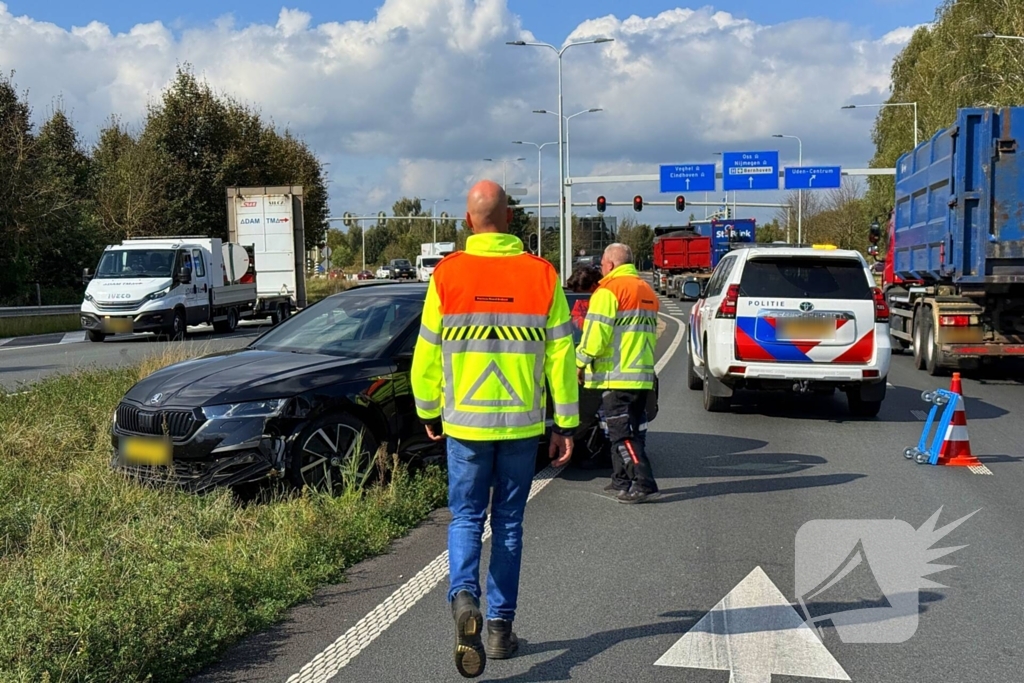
[122,436,172,466]
[777,318,835,340]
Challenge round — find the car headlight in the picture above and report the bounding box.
[201,398,288,420]
[146,286,171,301]
[84,293,94,302]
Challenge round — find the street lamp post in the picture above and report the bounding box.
[842,102,918,149]
[508,37,614,282]
[483,157,525,190]
[533,108,603,177]
[513,140,556,258]
[977,31,1024,42]
[773,134,803,244]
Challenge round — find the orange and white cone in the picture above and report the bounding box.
[937,372,981,467]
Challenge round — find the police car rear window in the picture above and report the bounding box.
[739,257,871,299]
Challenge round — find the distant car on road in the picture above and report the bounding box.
[108,283,622,493]
[684,244,890,416]
[356,270,375,280]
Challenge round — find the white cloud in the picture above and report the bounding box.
[0,1,912,223]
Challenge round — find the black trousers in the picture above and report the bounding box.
[599,389,658,494]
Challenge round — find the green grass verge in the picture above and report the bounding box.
[305,277,351,304]
[0,353,447,682]
[0,314,81,339]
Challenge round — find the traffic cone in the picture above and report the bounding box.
[936,373,981,467]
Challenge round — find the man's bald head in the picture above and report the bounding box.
[601,243,633,275]
[465,180,512,234]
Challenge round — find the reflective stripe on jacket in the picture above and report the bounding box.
[411,232,579,441]
[575,263,659,390]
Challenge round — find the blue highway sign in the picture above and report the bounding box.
[723,151,779,191]
[660,164,716,193]
[784,166,842,190]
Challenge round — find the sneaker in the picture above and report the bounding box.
[451,591,486,678]
[485,619,520,659]
[616,489,660,504]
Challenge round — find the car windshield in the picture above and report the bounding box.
[392,260,411,267]
[251,290,424,358]
[95,249,176,279]
[740,257,871,300]
[421,257,441,268]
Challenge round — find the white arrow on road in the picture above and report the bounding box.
[654,566,850,683]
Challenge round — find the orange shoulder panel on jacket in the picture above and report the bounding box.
[604,274,659,313]
[435,252,555,316]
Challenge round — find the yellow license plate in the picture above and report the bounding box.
[104,317,133,333]
[122,436,172,466]
[778,318,834,340]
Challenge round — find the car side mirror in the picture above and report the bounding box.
[681,280,703,300]
[82,268,92,284]
[177,268,192,285]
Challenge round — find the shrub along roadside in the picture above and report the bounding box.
[0,355,447,682]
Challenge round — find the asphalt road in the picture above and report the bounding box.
[0,323,267,391]
[169,295,1021,682]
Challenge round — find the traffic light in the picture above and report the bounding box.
[528,233,539,252]
[596,196,607,213]
[633,195,643,212]
[675,195,686,212]
[869,220,881,244]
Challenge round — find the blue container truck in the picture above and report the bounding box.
[885,106,1024,375]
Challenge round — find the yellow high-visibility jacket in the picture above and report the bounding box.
[411,232,579,441]
[575,263,659,390]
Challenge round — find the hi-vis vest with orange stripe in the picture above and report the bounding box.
[575,263,659,390]
[411,232,579,441]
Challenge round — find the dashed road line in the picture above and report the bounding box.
[284,311,688,683]
[912,410,929,421]
[59,331,86,344]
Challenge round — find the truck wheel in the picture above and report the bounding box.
[87,330,106,343]
[912,308,927,370]
[923,314,945,376]
[685,335,703,390]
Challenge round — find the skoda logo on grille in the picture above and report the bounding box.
[148,393,163,405]
[799,302,814,312]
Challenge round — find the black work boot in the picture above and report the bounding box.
[485,619,519,659]
[451,591,486,678]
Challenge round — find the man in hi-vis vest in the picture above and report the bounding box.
[412,180,578,678]
[576,243,660,504]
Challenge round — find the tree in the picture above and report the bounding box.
[91,119,169,241]
[0,71,37,303]
[616,216,654,266]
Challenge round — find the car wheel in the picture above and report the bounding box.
[912,308,926,370]
[685,334,703,391]
[847,390,882,417]
[289,412,381,493]
[923,313,945,376]
[702,369,730,413]
[87,330,106,343]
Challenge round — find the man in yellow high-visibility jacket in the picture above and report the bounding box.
[412,180,578,678]
[576,243,660,504]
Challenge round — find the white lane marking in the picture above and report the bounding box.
[60,331,86,344]
[970,464,994,475]
[286,312,688,683]
[655,566,850,683]
[912,410,928,421]
[0,338,10,347]
[887,382,894,388]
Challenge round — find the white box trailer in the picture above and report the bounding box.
[226,186,307,320]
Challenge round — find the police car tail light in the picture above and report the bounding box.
[871,287,889,323]
[716,284,739,319]
[727,365,746,375]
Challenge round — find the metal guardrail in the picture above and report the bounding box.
[0,305,80,319]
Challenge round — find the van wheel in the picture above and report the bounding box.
[168,309,187,340]
[271,303,290,326]
[685,335,703,391]
[847,391,882,418]
[213,308,238,334]
[87,330,106,343]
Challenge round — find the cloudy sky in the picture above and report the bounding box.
[0,0,935,227]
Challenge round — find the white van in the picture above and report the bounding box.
[416,254,444,281]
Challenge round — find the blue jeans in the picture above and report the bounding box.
[446,436,538,622]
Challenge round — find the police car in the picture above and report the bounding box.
[682,244,891,416]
